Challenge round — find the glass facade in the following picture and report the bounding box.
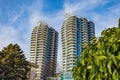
[61,15,95,80]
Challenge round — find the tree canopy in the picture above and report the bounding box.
[72,23,120,79]
[0,44,30,80]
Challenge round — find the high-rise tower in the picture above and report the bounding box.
[30,21,58,80]
[61,14,95,80]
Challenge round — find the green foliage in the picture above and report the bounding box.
[0,44,30,80]
[72,27,120,80]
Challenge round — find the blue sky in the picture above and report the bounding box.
[0,0,120,71]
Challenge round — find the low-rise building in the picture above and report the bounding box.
[28,62,38,80]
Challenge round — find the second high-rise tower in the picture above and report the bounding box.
[61,14,95,80]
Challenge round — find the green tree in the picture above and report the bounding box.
[0,44,30,80]
[72,27,120,80]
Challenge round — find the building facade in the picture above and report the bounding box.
[28,62,38,80]
[30,21,58,80]
[61,14,95,80]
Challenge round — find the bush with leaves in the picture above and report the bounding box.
[0,44,30,80]
[72,21,120,80]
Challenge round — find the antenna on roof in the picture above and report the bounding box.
[65,13,74,18]
[35,19,48,26]
[35,19,42,26]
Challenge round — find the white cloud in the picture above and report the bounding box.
[63,0,120,37]
[25,0,67,72]
[11,10,24,23]
[27,0,44,27]
[64,0,109,14]
[30,0,120,72]
[0,0,119,73]
[14,0,120,73]
[0,24,31,60]
[0,25,19,49]
[54,0,120,72]
[0,0,64,72]
[91,13,118,37]
[109,4,120,16]
[27,2,65,72]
